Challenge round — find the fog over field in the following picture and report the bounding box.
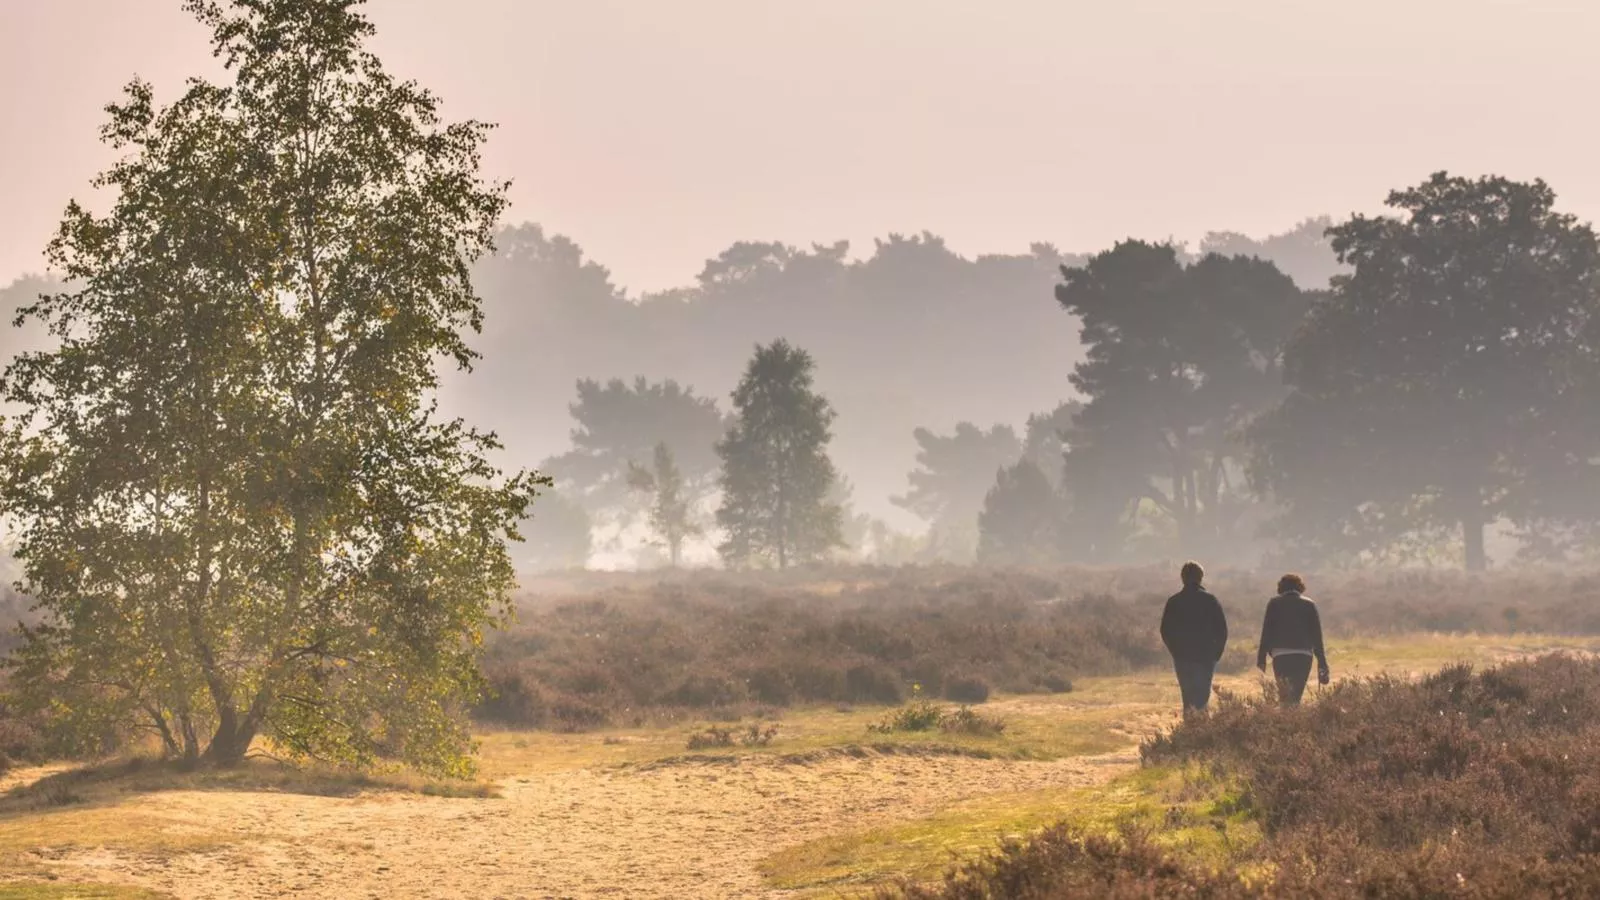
[6,1,1600,569]
[7,3,1600,899]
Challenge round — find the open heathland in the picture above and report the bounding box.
[880,652,1600,900]
[0,580,1595,899]
[474,565,1600,731]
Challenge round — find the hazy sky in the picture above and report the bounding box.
[4,0,1599,295]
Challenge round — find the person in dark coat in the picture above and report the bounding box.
[1255,573,1330,706]
[1160,561,1228,715]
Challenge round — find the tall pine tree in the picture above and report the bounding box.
[715,340,844,568]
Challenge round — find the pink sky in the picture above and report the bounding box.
[4,0,1599,294]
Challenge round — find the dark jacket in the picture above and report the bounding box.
[1160,585,1228,663]
[1256,591,1328,670]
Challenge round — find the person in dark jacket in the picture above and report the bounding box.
[1160,561,1228,715]
[1255,573,1330,706]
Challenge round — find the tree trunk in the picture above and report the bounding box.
[179,713,200,764]
[776,474,788,569]
[1463,511,1487,572]
[203,718,259,766]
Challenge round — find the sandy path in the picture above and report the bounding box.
[16,747,1138,899]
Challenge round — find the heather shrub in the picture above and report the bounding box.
[1039,673,1074,694]
[546,695,609,733]
[891,654,1600,899]
[847,663,907,704]
[473,569,1169,728]
[474,566,1600,730]
[0,711,43,775]
[664,672,745,708]
[943,675,992,704]
[940,706,1007,737]
[745,667,797,706]
[685,723,779,751]
[476,663,548,727]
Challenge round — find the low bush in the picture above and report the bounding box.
[938,706,1007,737]
[869,687,1007,737]
[0,684,46,775]
[685,723,779,751]
[868,688,948,734]
[942,675,992,704]
[1039,673,1074,694]
[886,653,1600,899]
[474,566,1600,731]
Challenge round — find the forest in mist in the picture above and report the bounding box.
[0,216,1343,571]
[10,179,1600,578]
[432,178,1598,577]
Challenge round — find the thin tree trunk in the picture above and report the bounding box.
[179,713,200,763]
[1463,510,1487,572]
[144,704,181,758]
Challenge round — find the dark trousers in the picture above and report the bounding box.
[1272,654,1314,706]
[1173,658,1216,712]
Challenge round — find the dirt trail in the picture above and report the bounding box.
[12,747,1138,899]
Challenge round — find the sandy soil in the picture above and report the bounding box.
[8,747,1138,899]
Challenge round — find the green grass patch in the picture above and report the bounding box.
[1325,632,1600,675]
[759,764,1261,895]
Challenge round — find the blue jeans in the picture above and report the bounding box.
[1173,658,1217,712]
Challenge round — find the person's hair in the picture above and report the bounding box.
[1180,561,1204,586]
[1278,573,1307,594]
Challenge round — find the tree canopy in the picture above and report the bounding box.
[626,442,702,568]
[1055,242,1310,563]
[1248,173,1600,570]
[892,423,1024,562]
[542,376,727,523]
[715,340,844,568]
[976,458,1062,567]
[1200,217,1347,291]
[1019,400,1082,488]
[0,0,537,773]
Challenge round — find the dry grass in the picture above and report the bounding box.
[0,756,496,812]
[0,885,175,900]
[0,755,498,889]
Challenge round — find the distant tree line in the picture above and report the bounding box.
[517,175,1600,573]
[434,218,1343,555]
[970,173,1600,572]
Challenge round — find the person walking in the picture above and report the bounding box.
[1160,561,1228,716]
[1256,573,1330,706]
